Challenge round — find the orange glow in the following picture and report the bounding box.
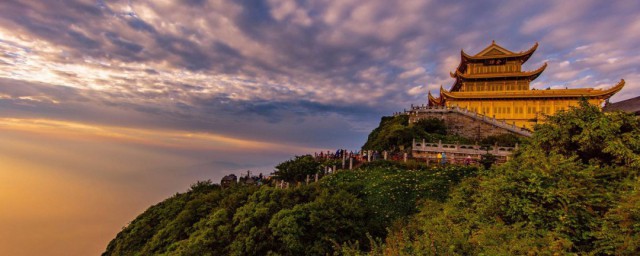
[0,118,323,153]
[0,118,326,255]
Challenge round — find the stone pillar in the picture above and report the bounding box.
[403,152,408,163]
[342,153,346,169]
[383,151,388,160]
[367,150,372,162]
[349,157,353,170]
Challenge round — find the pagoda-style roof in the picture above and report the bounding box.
[455,41,539,74]
[603,95,640,115]
[441,79,625,100]
[462,41,538,62]
[448,62,547,92]
[450,62,547,80]
[428,90,444,106]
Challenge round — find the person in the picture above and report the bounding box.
[436,153,442,165]
[465,155,471,165]
[441,152,447,165]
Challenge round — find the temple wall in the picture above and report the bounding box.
[408,110,527,141]
[445,98,604,129]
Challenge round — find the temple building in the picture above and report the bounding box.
[428,41,625,129]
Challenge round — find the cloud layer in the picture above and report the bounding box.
[1,0,639,150]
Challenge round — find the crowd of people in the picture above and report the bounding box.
[431,153,477,165]
[314,149,362,161]
[313,149,478,166]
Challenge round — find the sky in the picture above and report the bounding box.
[0,0,639,255]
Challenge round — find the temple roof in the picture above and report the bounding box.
[428,90,444,106]
[462,41,538,62]
[603,94,640,115]
[455,41,539,73]
[440,79,625,100]
[450,62,547,80]
[448,62,546,92]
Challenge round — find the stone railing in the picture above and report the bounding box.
[412,139,517,157]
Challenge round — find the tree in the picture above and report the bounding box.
[480,133,522,147]
[273,155,321,182]
[362,115,471,152]
[413,117,447,135]
[532,99,640,168]
[269,190,367,255]
[594,179,640,255]
[479,153,497,169]
[383,99,640,254]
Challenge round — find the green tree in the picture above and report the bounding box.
[269,190,367,255]
[273,155,321,182]
[412,117,447,135]
[532,99,640,168]
[382,99,640,254]
[480,133,523,147]
[362,115,471,152]
[593,179,640,255]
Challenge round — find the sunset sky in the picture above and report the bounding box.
[1,0,640,255]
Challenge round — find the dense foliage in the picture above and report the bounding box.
[362,115,471,151]
[103,163,478,255]
[480,133,523,147]
[377,101,640,255]
[272,155,322,182]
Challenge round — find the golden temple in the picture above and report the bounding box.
[428,41,625,129]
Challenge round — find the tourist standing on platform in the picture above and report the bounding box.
[441,152,447,165]
[465,155,472,165]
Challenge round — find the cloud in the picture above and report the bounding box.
[0,0,638,150]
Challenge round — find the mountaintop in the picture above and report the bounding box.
[104,101,640,255]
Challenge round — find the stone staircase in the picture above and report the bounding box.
[398,105,533,137]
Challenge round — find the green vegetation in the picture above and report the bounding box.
[377,100,640,255]
[104,101,640,255]
[272,155,322,182]
[362,115,471,151]
[480,133,523,147]
[104,162,477,256]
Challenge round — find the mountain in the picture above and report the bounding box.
[104,101,640,255]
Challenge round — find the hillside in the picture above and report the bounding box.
[103,162,477,255]
[104,101,640,255]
